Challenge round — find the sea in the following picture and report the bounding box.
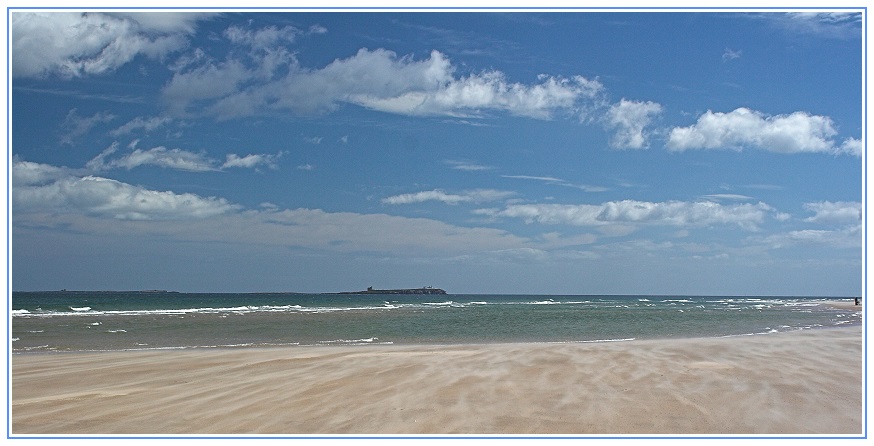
[9,291,863,353]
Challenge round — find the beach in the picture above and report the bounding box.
[10,325,863,436]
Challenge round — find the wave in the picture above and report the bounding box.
[317,337,393,346]
[547,337,636,344]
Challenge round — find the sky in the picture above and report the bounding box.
[7,8,866,295]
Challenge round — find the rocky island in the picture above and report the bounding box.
[338,286,447,295]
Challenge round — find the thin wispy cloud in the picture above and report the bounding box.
[722,48,742,61]
[86,143,283,172]
[502,175,608,193]
[478,200,786,231]
[445,160,494,171]
[60,108,115,145]
[382,189,515,205]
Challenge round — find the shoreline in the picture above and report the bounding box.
[11,298,861,355]
[11,325,863,435]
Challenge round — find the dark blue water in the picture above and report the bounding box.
[10,292,862,352]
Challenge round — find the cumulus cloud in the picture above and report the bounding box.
[11,158,78,187]
[666,108,858,156]
[12,160,238,220]
[478,199,781,231]
[604,99,662,149]
[11,12,212,78]
[803,201,862,224]
[162,30,604,121]
[382,189,515,205]
[837,138,863,157]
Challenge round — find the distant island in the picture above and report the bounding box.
[337,286,447,295]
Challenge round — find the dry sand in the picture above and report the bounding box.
[11,325,864,436]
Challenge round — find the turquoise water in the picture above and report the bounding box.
[10,292,862,352]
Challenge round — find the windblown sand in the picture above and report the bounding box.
[11,325,863,435]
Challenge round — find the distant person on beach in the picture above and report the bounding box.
[854,297,861,305]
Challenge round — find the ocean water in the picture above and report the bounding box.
[10,292,862,353]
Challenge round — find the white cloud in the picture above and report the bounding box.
[12,160,238,220]
[535,232,598,249]
[701,194,754,201]
[766,12,863,39]
[60,109,115,145]
[604,99,663,149]
[803,201,862,224]
[501,174,564,183]
[382,189,515,205]
[162,58,254,117]
[479,199,781,231]
[86,144,282,172]
[223,24,300,49]
[751,225,862,250]
[12,161,529,255]
[222,153,283,169]
[110,115,173,137]
[11,159,78,187]
[351,67,603,119]
[162,32,604,121]
[94,146,218,172]
[11,12,210,78]
[666,108,856,155]
[105,12,215,34]
[501,174,607,193]
[722,48,742,61]
[838,138,863,157]
[445,160,493,171]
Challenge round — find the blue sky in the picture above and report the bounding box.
[8,9,865,295]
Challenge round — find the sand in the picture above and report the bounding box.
[10,325,864,436]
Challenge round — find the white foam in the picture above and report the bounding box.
[317,337,393,345]
[70,306,91,312]
[549,337,636,344]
